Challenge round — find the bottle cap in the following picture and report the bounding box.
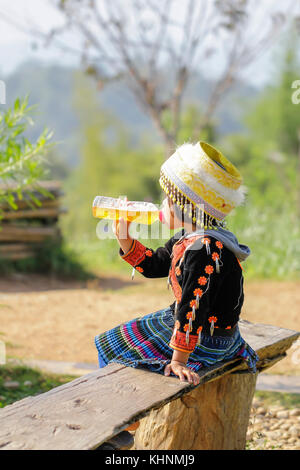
[159,210,165,223]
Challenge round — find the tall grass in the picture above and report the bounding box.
[227,203,300,280]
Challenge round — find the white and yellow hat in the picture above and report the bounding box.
[159,141,247,229]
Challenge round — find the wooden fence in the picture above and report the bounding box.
[0,181,66,261]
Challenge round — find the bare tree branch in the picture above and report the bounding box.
[0,0,295,156]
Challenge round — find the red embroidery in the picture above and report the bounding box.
[169,330,198,352]
[236,256,244,271]
[169,234,203,303]
[136,266,144,273]
[211,252,219,261]
[216,241,223,249]
[121,239,147,267]
[145,249,153,257]
[175,266,181,276]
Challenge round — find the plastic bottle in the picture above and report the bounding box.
[92,196,164,225]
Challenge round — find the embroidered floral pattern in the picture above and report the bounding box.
[145,249,153,257]
[211,252,219,261]
[216,241,223,249]
[201,237,211,244]
[208,315,218,336]
[193,288,203,297]
[205,265,214,274]
[136,266,144,273]
[189,299,197,308]
[186,311,193,320]
[208,316,218,324]
[198,276,207,286]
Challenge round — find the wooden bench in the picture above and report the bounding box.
[0,320,298,450]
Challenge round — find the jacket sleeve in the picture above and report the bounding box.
[119,229,185,279]
[169,237,226,354]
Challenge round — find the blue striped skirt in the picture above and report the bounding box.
[94,307,259,375]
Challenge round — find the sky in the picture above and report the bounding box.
[0,0,298,86]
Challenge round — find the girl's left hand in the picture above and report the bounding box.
[164,361,200,385]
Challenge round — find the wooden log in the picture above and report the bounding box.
[133,372,258,450]
[0,180,62,194]
[0,181,63,209]
[0,225,60,242]
[0,244,30,253]
[2,207,67,220]
[0,199,61,211]
[0,250,35,261]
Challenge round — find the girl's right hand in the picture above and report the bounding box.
[112,216,131,241]
[112,198,134,254]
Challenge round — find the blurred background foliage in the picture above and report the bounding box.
[58,35,300,281]
[1,31,299,281]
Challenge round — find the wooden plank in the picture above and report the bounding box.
[0,199,61,211]
[0,320,298,450]
[0,244,29,253]
[2,207,67,220]
[0,180,62,193]
[0,181,63,209]
[0,226,60,242]
[0,251,35,261]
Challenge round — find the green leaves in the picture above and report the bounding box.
[0,96,54,215]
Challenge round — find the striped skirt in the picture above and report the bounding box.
[94,307,259,375]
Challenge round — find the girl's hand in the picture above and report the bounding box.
[164,361,200,385]
[112,216,131,241]
[112,197,131,240]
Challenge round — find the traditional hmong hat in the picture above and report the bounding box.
[159,141,247,229]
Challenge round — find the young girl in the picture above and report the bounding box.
[94,141,259,389]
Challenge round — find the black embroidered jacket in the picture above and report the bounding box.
[119,229,245,354]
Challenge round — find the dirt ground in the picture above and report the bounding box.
[0,272,299,375]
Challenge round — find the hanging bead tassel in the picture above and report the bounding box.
[185,328,190,345]
[131,267,136,280]
[189,316,193,332]
[171,328,177,342]
[210,320,214,336]
[196,293,200,309]
[215,257,220,273]
[196,328,202,346]
[205,240,211,255]
[192,305,196,321]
